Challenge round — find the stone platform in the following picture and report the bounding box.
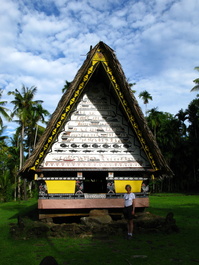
[10,210,179,240]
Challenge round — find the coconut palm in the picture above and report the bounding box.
[128,82,136,93]
[27,103,49,153]
[8,85,48,199]
[187,95,199,140]
[186,95,199,183]
[146,107,161,139]
[191,67,199,92]
[138,90,153,116]
[0,89,11,128]
[8,85,43,169]
[0,126,8,142]
[62,80,71,93]
[175,109,188,137]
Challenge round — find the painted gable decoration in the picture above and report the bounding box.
[44,83,150,170]
[20,42,172,177]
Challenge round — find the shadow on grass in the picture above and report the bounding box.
[150,201,199,237]
[0,201,38,221]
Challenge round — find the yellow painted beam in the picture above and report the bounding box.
[114,180,143,193]
[46,180,76,194]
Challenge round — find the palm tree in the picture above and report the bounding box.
[186,95,199,183]
[8,85,45,199]
[7,134,20,201]
[8,85,43,169]
[175,109,188,137]
[27,103,49,153]
[187,95,199,140]
[62,80,71,93]
[128,82,136,93]
[0,136,15,201]
[8,85,50,199]
[146,107,161,139]
[191,67,199,92]
[138,90,153,116]
[0,89,11,128]
[0,126,8,142]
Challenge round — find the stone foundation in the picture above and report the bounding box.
[10,210,179,240]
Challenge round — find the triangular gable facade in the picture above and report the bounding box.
[20,42,172,217]
[44,83,151,170]
[22,42,171,174]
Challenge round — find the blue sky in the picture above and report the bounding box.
[0,0,199,137]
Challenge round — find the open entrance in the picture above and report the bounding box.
[83,171,107,193]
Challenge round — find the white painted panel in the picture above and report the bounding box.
[43,84,150,169]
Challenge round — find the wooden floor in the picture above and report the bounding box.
[38,197,149,209]
[38,197,149,219]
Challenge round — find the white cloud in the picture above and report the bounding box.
[0,0,199,137]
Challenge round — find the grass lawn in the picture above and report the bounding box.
[0,194,199,265]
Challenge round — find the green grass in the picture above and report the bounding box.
[0,194,199,265]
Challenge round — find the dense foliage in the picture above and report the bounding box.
[146,95,199,192]
[0,82,199,201]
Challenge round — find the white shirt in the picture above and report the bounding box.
[124,192,135,207]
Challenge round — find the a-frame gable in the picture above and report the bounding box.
[33,47,157,172]
[20,42,172,177]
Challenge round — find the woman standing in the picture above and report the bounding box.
[123,184,135,239]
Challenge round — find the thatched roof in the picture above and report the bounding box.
[20,41,173,177]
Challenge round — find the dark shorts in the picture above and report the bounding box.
[123,205,133,220]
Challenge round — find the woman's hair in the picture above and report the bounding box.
[125,184,131,190]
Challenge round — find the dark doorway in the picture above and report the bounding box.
[83,172,107,193]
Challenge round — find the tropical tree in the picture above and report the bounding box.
[128,82,136,93]
[191,66,199,91]
[147,109,183,191]
[0,170,12,201]
[6,134,20,200]
[0,126,8,142]
[8,85,48,199]
[186,95,199,184]
[175,109,188,137]
[62,80,71,93]
[169,95,199,192]
[0,89,11,128]
[156,113,181,162]
[26,103,49,155]
[0,139,14,201]
[8,85,44,168]
[187,95,199,139]
[146,107,161,139]
[0,131,21,201]
[139,90,153,115]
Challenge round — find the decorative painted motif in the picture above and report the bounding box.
[44,83,150,169]
[38,180,48,196]
[75,180,84,194]
[107,180,115,193]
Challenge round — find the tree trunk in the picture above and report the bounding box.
[24,179,27,200]
[14,173,17,201]
[33,124,38,149]
[18,125,25,199]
